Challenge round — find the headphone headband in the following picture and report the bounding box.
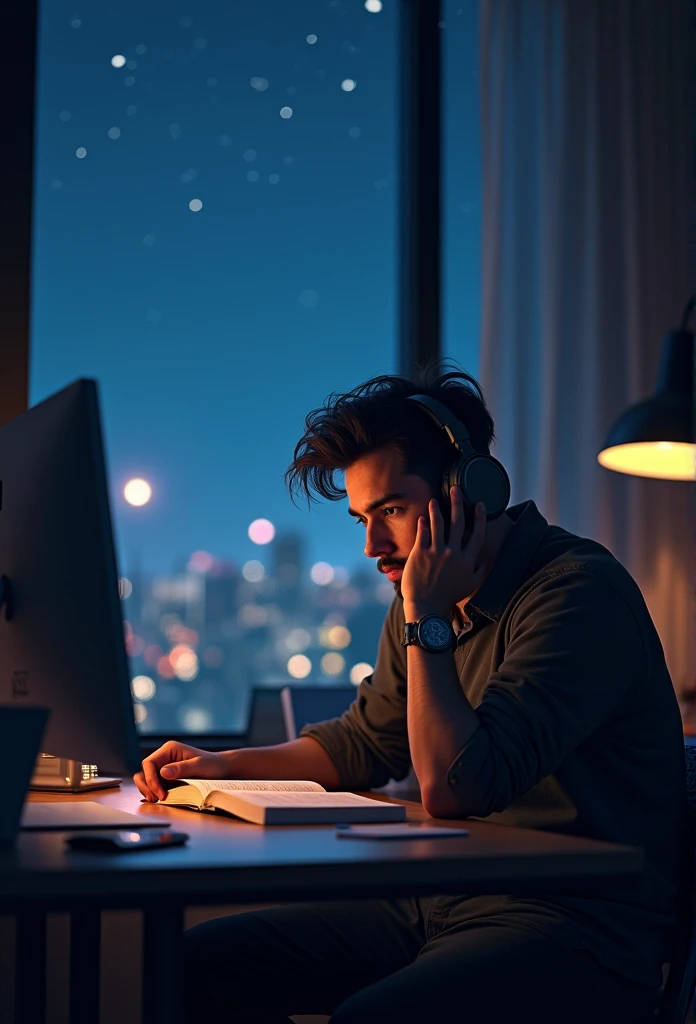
[406,394,474,455]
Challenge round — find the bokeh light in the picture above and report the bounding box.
[311,561,334,585]
[341,79,357,92]
[124,478,152,506]
[306,33,317,44]
[242,559,265,582]
[133,703,147,724]
[280,628,311,654]
[188,550,215,573]
[75,147,87,159]
[131,675,156,701]
[319,625,352,649]
[189,198,203,212]
[279,106,293,119]
[248,519,275,544]
[111,54,126,68]
[321,652,345,676]
[365,0,383,11]
[350,662,373,685]
[179,707,212,731]
[287,654,312,679]
[156,655,175,679]
[118,577,133,599]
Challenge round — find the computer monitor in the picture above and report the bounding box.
[0,378,141,790]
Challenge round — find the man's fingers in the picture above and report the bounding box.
[448,485,465,550]
[141,743,176,800]
[429,498,444,549]
[469,501,487,556]
[133,770,157,802]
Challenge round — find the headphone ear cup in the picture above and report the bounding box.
[459,455,510,519]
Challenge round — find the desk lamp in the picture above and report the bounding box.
[597,296,695,480]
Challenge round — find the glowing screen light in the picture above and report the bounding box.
[248,518,275,544]
[124,478,152,506]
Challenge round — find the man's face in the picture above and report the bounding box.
[345,447,435,593]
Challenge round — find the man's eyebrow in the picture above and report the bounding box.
[347,493,408,518]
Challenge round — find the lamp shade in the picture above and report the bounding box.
[598,323,695,481]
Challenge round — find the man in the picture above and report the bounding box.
[135,366,687,1023]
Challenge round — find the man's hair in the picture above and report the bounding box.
[285,362,496,506]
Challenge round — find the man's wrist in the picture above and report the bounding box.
[403,604,450,623]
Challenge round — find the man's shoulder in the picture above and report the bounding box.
[515,529,646,618]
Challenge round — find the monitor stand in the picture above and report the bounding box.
[29,753,122,793]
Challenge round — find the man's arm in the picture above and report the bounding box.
[406,569,642,820]
[135,736,340,801]
[225,737,341,788]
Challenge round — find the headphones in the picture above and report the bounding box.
[406,394,511,521]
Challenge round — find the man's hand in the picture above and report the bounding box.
[134,740,231,802]
[401,487,489,620]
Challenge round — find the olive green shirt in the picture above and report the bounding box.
[301,500,687,986]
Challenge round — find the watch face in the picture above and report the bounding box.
[419,616,452,650]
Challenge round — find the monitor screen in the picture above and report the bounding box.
[0,378,140,775]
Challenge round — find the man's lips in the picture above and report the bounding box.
[384,568,402,581]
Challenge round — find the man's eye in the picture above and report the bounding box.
[383,507,400,518]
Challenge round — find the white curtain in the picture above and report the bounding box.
[478,0,694,697]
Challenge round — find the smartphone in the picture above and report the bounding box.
[66,829,189,852]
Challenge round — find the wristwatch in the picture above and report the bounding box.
[400,614,456,653]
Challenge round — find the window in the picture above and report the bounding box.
[32,0,398,734]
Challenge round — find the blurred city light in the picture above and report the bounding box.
[156,655,175,679]
[280,628,311,654]
[133,703,147,724]
[311,561,334,585]
[173,648,199,681]
[188,550,214,573]
[350,662,374,685]
[325,625,351,649]
[111,54,126,67]
[306,33,317,44]
[321,652,345,676]
[287,654,312,679]
[365,0,383,11]
[118,577,133,599]
[124,478,152,507]
[248,519,275,544]
[280,106,293,119]
[131,675,156,701]
[125,633,145,657]
[189,198,203,212]
[341,79,357,92]
[242,559,266,582]
[179,707,212,731]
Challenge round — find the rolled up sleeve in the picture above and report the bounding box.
[300,598,410,789]
[446,568,645,817]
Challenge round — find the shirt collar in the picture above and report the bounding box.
[464,500,549,624]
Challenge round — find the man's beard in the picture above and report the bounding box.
[377,557,406,600]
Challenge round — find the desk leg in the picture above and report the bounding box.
[15,911,46,1024]
[69,909,101,1024]
[142,905,183,1024]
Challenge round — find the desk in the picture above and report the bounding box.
[5,783,643,1024]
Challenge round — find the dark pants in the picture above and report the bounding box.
[181,895,659,1023]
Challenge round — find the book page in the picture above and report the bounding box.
[176,779,326,796]
[219,792,393,808]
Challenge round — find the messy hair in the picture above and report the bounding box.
[285,362,496,506]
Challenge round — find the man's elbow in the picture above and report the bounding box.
[420,780,466,820]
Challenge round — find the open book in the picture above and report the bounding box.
[160,779,407,826]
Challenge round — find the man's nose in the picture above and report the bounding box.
[364,522,395,560]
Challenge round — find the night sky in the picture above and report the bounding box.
[31,0,480,579]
